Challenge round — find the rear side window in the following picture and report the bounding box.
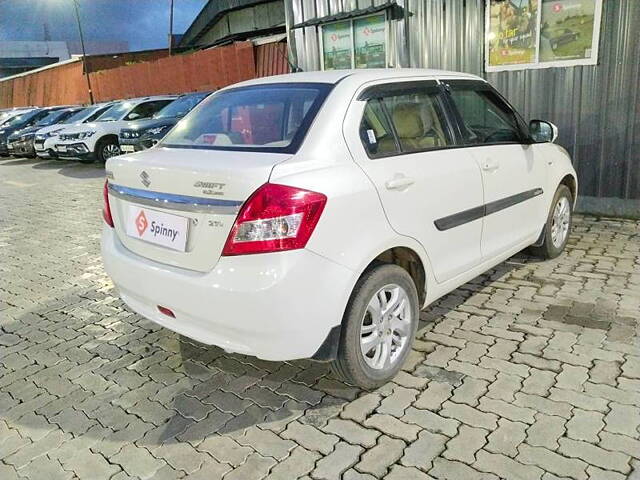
[360,100,397,157]
[446,84,523,145]
[360,85,452,158]
[161,83,332,154]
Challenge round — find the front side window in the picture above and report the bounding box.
[447,86,523,145]
[161,83,332,154]
[360,86,452,158]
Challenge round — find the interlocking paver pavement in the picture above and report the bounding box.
[1,156,639,479]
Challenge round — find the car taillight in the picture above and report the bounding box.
[103,180,114,228]
[222,183,327,256]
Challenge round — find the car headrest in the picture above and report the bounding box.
[392,103,423,139]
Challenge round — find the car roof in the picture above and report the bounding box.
[231,68,484,88]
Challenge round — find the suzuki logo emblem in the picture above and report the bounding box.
[140,170,151,187]
[135,210,148,236]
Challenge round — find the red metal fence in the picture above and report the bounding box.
[255,42,290,77]
[0,41,278,108]
[0,60,88,108]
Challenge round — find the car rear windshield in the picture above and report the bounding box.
[160,83,333,154]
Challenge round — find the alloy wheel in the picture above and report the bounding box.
[551,196,571,248]
[103,144,120,160]
[360,284,412,370]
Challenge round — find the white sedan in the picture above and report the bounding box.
[102,69,577,388]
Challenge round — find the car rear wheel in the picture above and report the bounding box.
[529,184,573,259]
[96,138,120,163]
[331,264,419,389]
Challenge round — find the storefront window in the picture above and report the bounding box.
[486,0,603,71]
[321,14,387,70]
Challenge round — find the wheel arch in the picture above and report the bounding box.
[559,173,577,206]
[365,247,427,307]
[96,133,119,147]
[311,244,430,362]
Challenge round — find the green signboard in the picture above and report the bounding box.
[354,15,386,69]
[322,21,353,70]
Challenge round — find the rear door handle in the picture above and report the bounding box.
[385,174,415,191]
[482,158,499,172]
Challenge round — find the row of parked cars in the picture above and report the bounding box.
[0,91,211,163]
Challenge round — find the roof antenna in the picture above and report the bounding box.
[274,41,303,73]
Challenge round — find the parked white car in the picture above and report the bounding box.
[102,70,577,388]
[34,103,114,159]
[55,96,176,163]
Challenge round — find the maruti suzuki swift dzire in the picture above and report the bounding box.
[102,69,576,388]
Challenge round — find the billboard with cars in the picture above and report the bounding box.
[486,0,603,71]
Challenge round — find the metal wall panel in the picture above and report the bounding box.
[488,0,640,203]
[255,42,291,76]
[0,60,89,107]
[286,0,639,209]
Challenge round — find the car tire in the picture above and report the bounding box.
[96,138,120,163]
[529,184,573,260]
[330,263,419,389]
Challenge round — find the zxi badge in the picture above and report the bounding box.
[140,170,151,188]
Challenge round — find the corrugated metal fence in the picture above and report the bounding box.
[90,42,256,99]
[287,0,639,214]
[255,41,291,77]
[0,59,88,108]
[0,42,257,108]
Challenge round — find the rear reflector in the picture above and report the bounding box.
[103,180,114,227]
[157,305,175,318]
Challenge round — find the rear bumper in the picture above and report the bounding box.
[101,226,354,361]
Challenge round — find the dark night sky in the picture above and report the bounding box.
[0,0,209,51]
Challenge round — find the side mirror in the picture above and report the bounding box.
[127,113,141,120]
[529,119,558,143]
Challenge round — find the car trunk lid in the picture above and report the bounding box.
[106,147,289,272]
